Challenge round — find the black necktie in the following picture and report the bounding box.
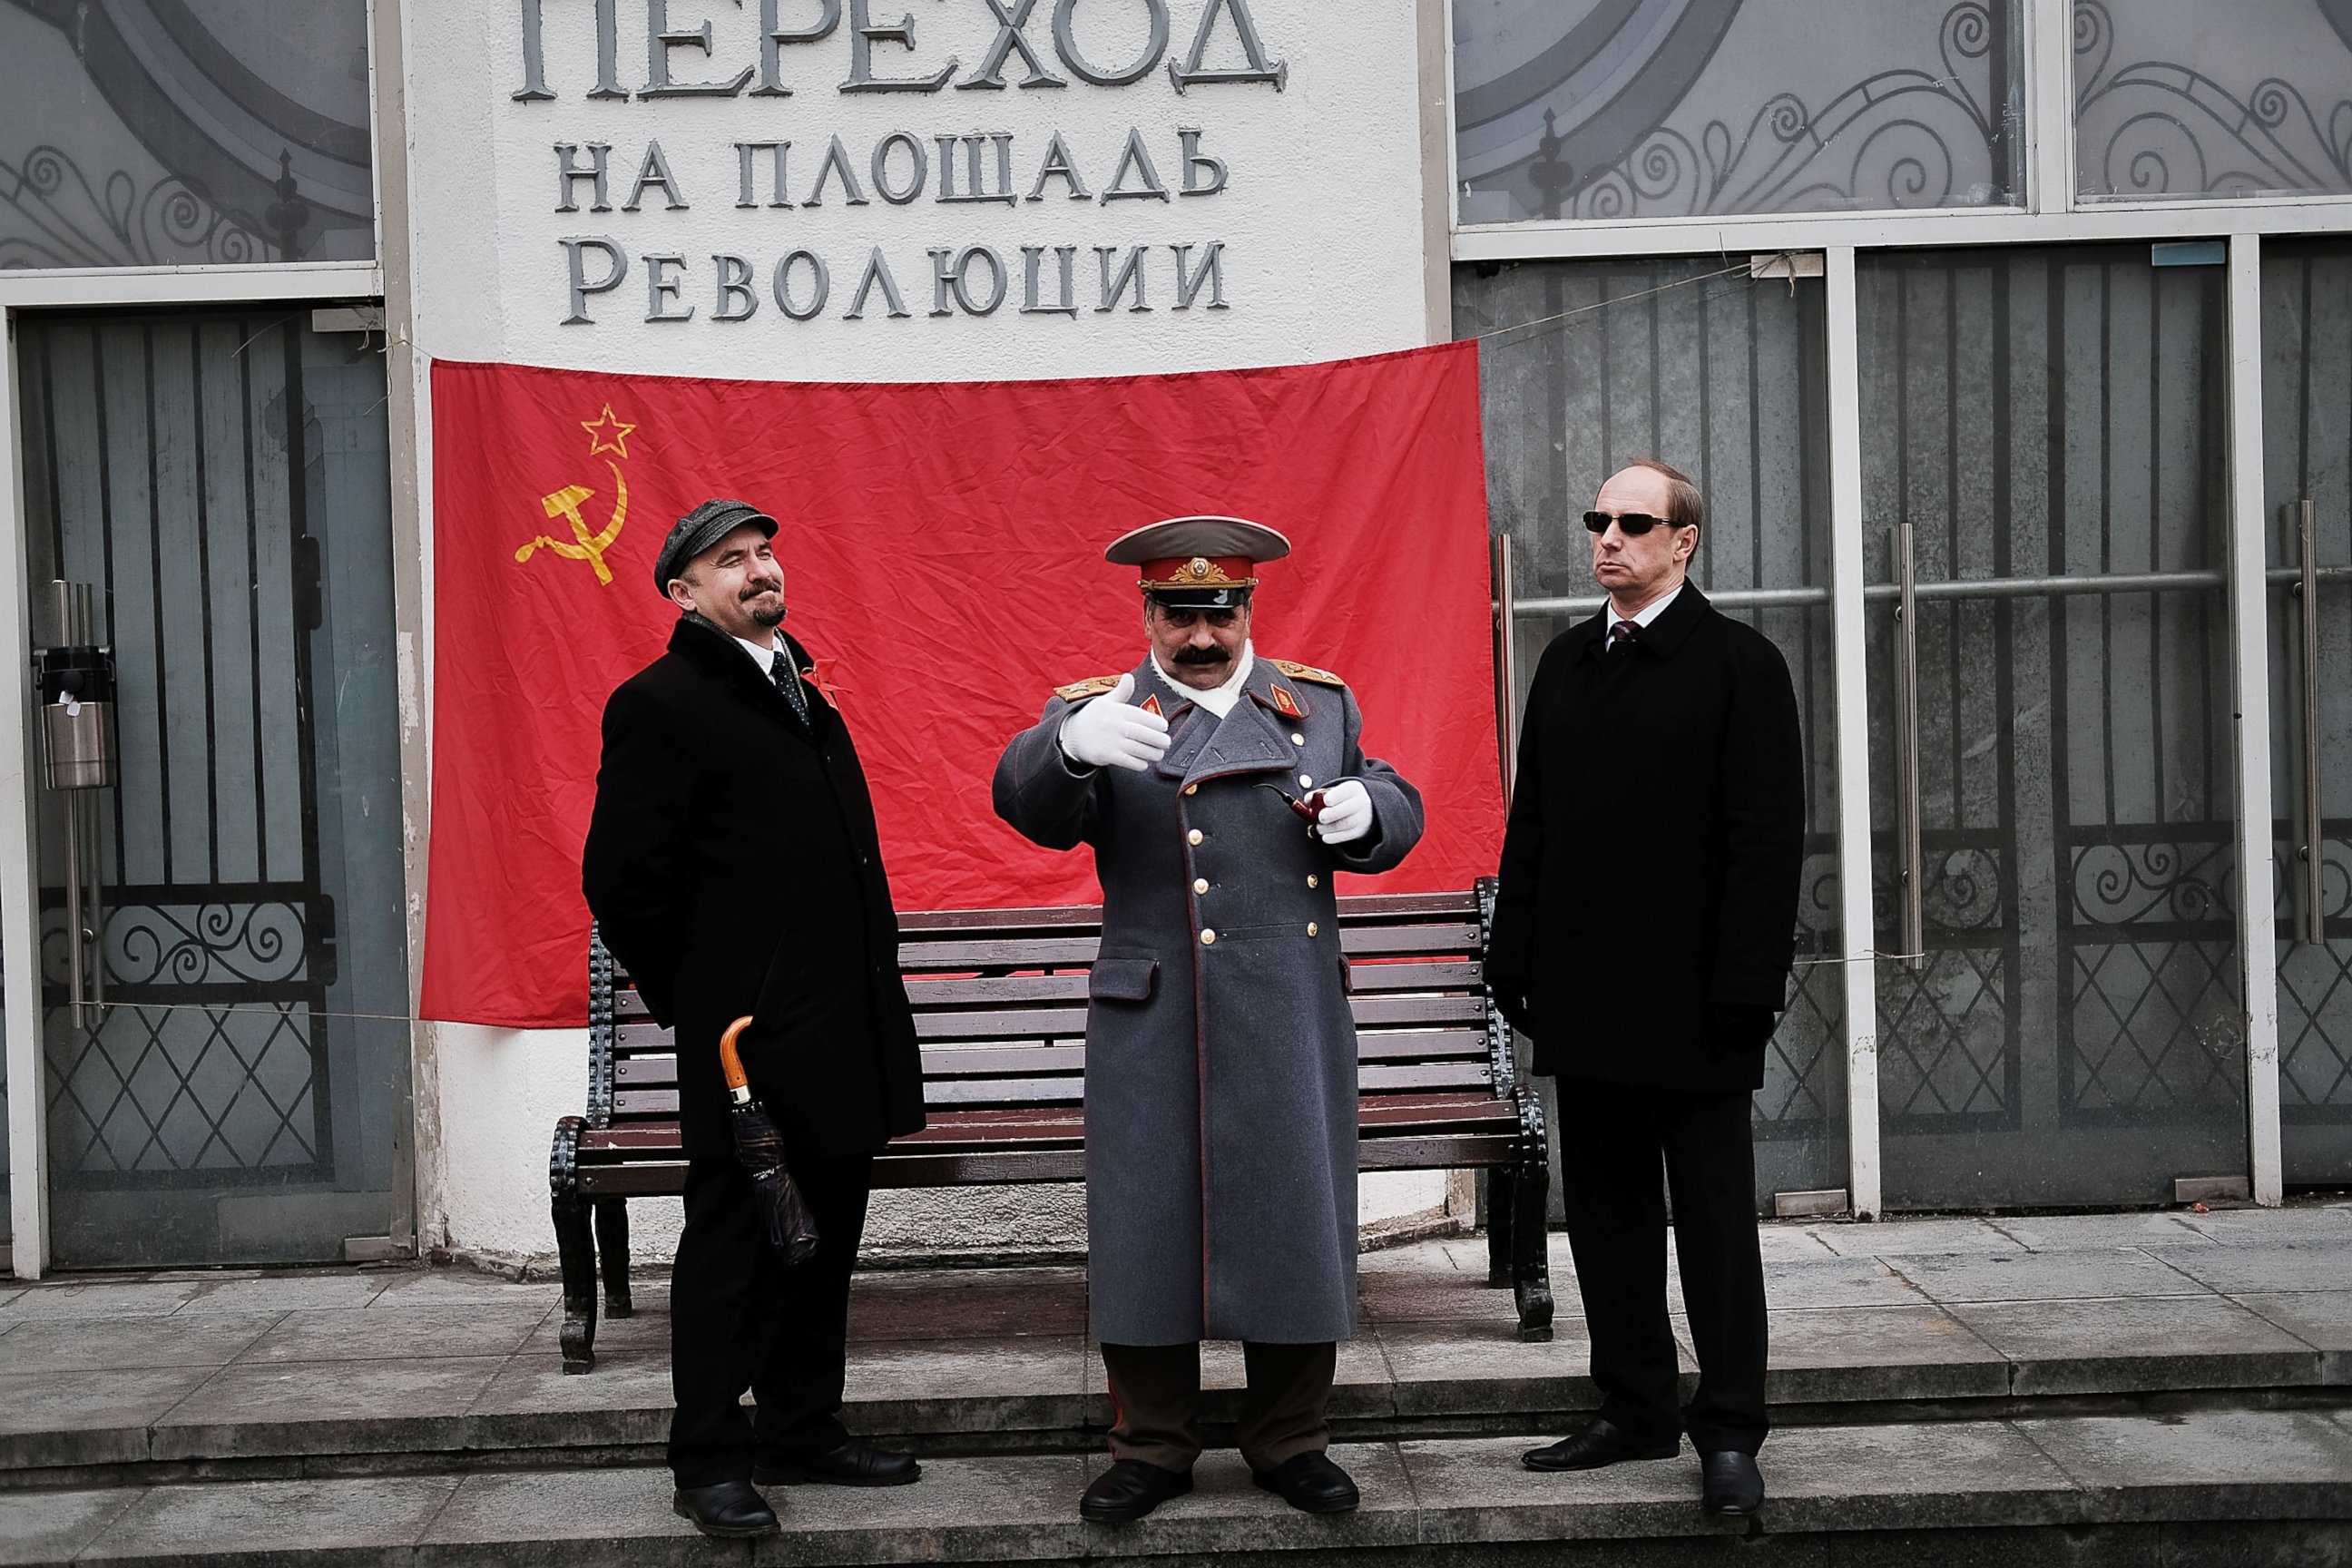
[769,649,810,726]
[1609,619,1638,654]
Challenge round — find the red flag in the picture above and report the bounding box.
[420,345,1501,1027]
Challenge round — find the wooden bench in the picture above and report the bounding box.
[547,880,1553,1370]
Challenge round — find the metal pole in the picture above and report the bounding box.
[2297,499,2326,947]
[1824,245,1882,1219]
[2226,233,2283,1208]
[1891,524,1925,970]
[1492,533,1518,808]
[50,583,83,1024]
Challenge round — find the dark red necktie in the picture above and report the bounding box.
[1609,619,1637,653]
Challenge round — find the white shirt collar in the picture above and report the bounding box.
[1608,582,1683,632]
[1152,640,1254,719]
[738,633,787,674]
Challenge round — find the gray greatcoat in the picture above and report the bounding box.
[994,652,1424,1345]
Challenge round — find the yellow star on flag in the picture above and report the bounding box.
[581,404,637,459]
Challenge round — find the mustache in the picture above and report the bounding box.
[740,577,783,601]
[1171,645,1231,666]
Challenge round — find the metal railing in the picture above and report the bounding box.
[1495,520,2352,954]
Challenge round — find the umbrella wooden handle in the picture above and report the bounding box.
[720,1015,755,1097]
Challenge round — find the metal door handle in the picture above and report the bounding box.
[2295,499,2325,947]
[1890,523,1925,970]
[1493,533,1518,809]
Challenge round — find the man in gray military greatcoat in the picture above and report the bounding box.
[994,517,1425,1524]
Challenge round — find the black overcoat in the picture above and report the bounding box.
[1486,587,1805,1091]
[581,613,926,1161]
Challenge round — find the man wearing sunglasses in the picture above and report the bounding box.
[994,516,1424,1524]
[1485,459,1804,1519]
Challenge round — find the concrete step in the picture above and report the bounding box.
[5,1220,2350,1485]
[5,1409,2351,1567]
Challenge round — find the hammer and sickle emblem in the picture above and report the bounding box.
[515,461,629,585]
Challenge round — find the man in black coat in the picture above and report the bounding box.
[1485,459,1804,1518]
[582,498,927,1539]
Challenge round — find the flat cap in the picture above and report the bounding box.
[1104,515,1292,607]
[653,498,778,595]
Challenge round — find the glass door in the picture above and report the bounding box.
[16,307,409,1267]
[2260,239,2352,1188]
[1457,255,1847,1210]
[1858,245,2249,1208]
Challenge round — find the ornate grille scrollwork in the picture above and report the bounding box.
[0,145,269,270]
[2275,829,2352,1121]
[1876,838,2018,1131]
[1756,842,1845,1137]
[38,889,332,1186]
[2061,831,2245,1124]
[1531,3,2012,221]
[2073,0,2352,201]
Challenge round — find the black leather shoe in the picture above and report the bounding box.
[671,1481,779,1538]
[1701,1450,1764,1516]
[1252,1451,1360,1514]
[1080,1458,1192,1524]
[753,1440,921,1486]
[1522,1417,1681,1472]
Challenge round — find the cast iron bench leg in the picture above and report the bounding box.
[1485,1168,1515,1287]
[593,1197,633,1318]
[1512,1099,1555,1341]
[549,1116,600,1372]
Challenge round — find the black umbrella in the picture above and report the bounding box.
[720,1015,821,1264]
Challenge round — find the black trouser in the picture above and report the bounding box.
[668,1150,873,1489]
[1553,1076,1768,1456]
[1100,1340,1336,1473]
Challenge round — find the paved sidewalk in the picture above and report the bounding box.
[1,1203,2347,1477]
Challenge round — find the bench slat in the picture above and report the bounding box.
[1358,1092,1516,1125]
[1339,922,1480,956]
[924,1076,1084,1106]
[616,1005,1486,1053]
[578,1161,691,1196]
[1355,1030,1491,1061]
[902,974,1092,1005]
[1348,994,1491,1026]
[1358,1063,1491,1092]
[923,1044,1086,1077]
[901,937,1101,969]
[1359,1134,1518,1170]
[603,1045,1494,1103]
[872,1149,1087,1185]
[1344,960,1483,992]
[916,1007,1089,1042]
[579,1123,682,1152]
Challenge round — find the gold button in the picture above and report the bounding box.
[1184,784,1198,796]
[1187,828,1203,846]
[1307,922,1319,936]
[1200,928,1217,946]
[1307,875,1318,888]
[1193,878,1209,895]
[1298,775,1313,788]
[1290,733,1305,747]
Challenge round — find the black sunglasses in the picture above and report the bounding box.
[1583,510,1683,536]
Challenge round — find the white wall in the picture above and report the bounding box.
[399,0,1447,1266]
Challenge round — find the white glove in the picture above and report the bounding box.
[1316,779,1375,845]
[1057,672,1170,772]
